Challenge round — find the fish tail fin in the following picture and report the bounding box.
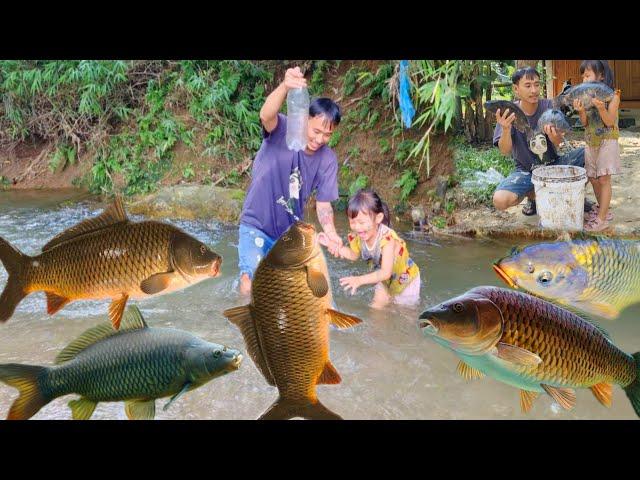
[624,352,640,419]
[258,397,343,421]
[0,364,50,420]
[0,236,29,323]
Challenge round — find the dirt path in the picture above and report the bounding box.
[450,129,640,238]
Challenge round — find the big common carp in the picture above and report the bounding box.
[0,197,221,329]
[484,100,533,138]
[418,286,640,417]
[223,221,363,420]
[0,306,242,420]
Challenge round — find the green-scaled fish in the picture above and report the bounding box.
[0,197,221,329]
[418,286,640,416]
[493,237,640,320]
[0,306,242,420]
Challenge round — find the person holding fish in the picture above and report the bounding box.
[318,189,421,309]
[572,60,621,232]
[491,67,586,216]
[237,66,343,296]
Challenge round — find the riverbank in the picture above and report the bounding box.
[446,129,640,239]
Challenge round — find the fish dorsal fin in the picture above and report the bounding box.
[42,196,128,252]
[55,323,119,364]
[55,306,147,364]
[121,305,148,330]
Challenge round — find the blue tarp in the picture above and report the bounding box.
[399,60,415,128]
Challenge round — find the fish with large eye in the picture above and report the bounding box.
[537,271,553,285]
[493,237,640,320]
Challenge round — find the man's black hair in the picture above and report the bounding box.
[309,98,341,126]
[512,67,540,85]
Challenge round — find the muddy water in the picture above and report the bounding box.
[0,190,638,420]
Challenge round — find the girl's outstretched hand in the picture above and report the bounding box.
[317,232,342,257]
[340,276,362,295]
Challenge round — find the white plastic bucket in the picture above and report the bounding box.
[531,165,588,231]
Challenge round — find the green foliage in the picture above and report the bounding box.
[182,162,195,181]
[379,138,391,155]
[327,130,342,148]
[432,216,446,229]
[394,169,419,203]
[48,144,76,172]
[308,60,330,96]
[0,175,9,188]
[348,173,369,197]
[394,139,418,166]
[453,139,514,204]
[342,67,358,97]
[0,60,275,195]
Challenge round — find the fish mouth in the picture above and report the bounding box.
[210,258,222,277]
[492,263,517,289]
[418,318,439,335]
[225,354,243,373]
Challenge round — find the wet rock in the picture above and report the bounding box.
[127,185,245,223]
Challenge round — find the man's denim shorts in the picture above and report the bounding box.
[496,147,585,198]
[238,223,277,279]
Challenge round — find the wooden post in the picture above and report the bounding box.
[545,60,554,98]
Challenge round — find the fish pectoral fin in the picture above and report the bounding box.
[456,361,485,380]
[259,398,343,420]
[494,343,542,367]
[140,272,175,295]
[124,400,156,420]
[317,361,342,385]
[590,382,613,407]
[223,305,252,326]
[163,382,192,412]
[520,390,539,414]
[45,292,70,315]
[68,397,98,420]
[222,305,276,386]
[326,309,363,329]
[541,384,576,410]
[108,294,129,330]
[305,265,329,298]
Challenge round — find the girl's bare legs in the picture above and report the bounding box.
[589,177,602,206]
[597,175,612,221]
[371,283,391,310]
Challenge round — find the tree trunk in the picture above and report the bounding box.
[516,60,540,69]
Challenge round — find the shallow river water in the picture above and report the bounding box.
[0,190,638,420]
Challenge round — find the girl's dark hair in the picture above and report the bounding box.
[347,189,390,227]
[579,60,615,88]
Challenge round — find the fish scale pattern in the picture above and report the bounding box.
[252,262,330,403]
[578,240,640,311]
[44,329,191,401]
[25,222,175,299]
[471,286,635,388]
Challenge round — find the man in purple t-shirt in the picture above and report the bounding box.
[237,67,343,295]
[492,67,585,216]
